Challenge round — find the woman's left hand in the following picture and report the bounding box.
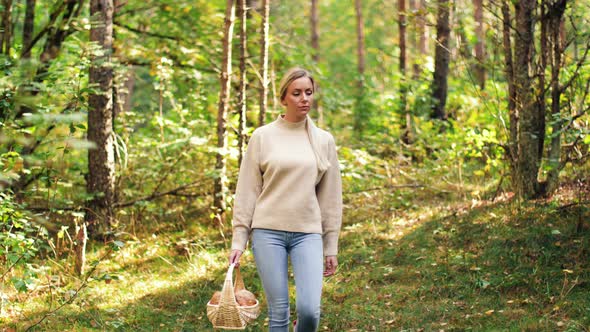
[324,256,338,277]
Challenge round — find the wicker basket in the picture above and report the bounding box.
[206,263,260,330]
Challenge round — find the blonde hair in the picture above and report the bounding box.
[278,68,330,172]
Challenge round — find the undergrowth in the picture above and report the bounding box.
[1,173,589,331]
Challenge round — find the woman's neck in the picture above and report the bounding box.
[282,113,306,123]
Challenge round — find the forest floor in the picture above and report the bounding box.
[2,180,590,331]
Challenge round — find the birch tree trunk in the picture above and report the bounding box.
[238,0,248,167]
[258,0,269,127]
[214,0,236,226]
[85,0,115,271]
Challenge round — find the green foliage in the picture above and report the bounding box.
[0,192,49,292]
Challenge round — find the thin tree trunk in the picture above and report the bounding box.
[399,0,407,78]
[86,0,115,243]
[258,0,269,126]
[545,0,567,194]
[74,222,87,276]
[354,0,366,135]
[355,0,365,88]
[399,0,412,143]
[512,0,538,198]
[214,0,236,226]
[473,0,485,89]
[538,0,548,159]
[501,0,516,164]
[418,0,428,56]
[431,0,450,120]
[311,0,319,63]
[409,0,420,78]
[310,0,323,126]
[0,0,13,55]
[238,0,247,167]
[21,0,35,59]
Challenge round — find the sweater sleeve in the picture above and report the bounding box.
[316,134,343,256]
[231,131,263,252]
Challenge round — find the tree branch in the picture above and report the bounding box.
[344,183,424,195]
[114,21,179,41]
[113,182,208,208]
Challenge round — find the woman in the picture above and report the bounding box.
[229,67,343,332]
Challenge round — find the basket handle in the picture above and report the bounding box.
[219,263,246,306]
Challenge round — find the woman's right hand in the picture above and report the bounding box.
[229,249,243,266]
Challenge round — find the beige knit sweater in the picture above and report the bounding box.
[231,115,343,256]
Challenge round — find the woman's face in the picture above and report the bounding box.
[281,77,314,122]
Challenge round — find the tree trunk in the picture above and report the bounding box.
[399,0,412,143]
[238,0,247,167]
[431,0,450,120]
[258,0,269,127]
[0,0,13,55]
[21,0,35,59]
[409,0,420,78]
[74,223,87,276]
[310,0,323,126]
[501,0,516,164]
[354,0,366,135]
[512,0,539,198]
[473,0,486,89]
[418,0,428,57]
[399,0,407,78]
[545,0,567,194]
[86,0,115,242]
[355,0,365,87]
[214,0,236,226]
[311,0,319,64]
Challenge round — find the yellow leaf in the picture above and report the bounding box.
[485,309,495,315]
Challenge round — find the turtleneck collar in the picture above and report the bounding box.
[276,114,307,129]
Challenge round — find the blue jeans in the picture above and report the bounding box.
[252,229,323,332]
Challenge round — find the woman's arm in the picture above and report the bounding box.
[231,132,263,254]
[316,133,343,257]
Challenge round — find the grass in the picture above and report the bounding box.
[2,182,589,331]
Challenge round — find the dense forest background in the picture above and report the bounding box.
[1,0,589,330]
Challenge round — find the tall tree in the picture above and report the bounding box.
[21,0,35,59]
[258,0,269,127]
[418,0,429,63]
[214,0,236,226]
[355,0,365,90]
[238,0,248,167]
[409,0,420,77]
[511,0,538,197]
[354,0,366,134]
[503,0,570,198]
[431,0,450,120]
[0,0,13,55]
[544,0,568,194]
[399,0,412,143]
[310,0,319,64]
[473,0,486,89]
[310,0,323,125]
[85,0,115,270]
